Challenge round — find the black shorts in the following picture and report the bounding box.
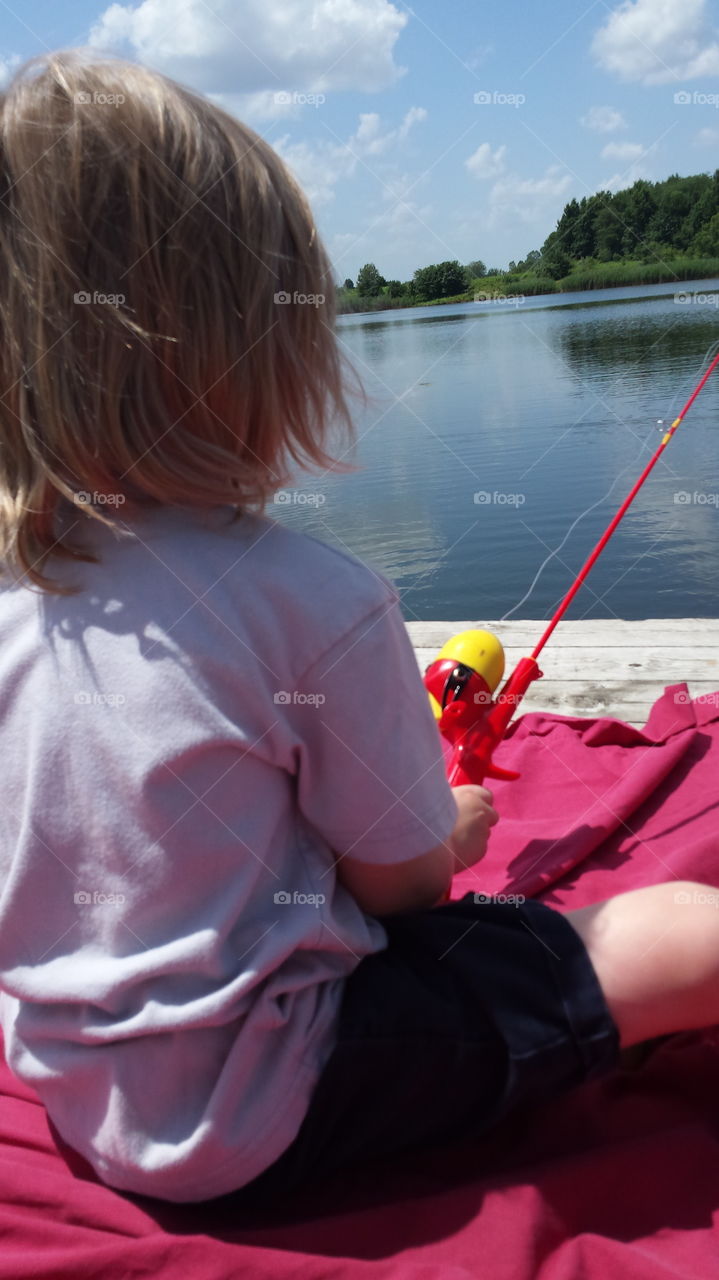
[215,894,620,1210]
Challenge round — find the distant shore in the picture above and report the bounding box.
[336,258,719,316]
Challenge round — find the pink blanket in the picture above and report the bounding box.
[2,684,719,1279]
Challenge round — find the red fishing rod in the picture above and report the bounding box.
[424,349,719,787]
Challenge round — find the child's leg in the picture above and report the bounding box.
[565,880,719,1048]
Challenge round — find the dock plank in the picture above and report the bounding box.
[406,619,719,728]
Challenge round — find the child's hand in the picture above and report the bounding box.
[448,784,499,876]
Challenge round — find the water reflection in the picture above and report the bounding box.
[276,284,719,619]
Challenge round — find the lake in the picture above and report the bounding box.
[272,280,719,623]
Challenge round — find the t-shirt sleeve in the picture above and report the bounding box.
[289,593,458,865]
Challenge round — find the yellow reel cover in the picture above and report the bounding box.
[428,630,505,719]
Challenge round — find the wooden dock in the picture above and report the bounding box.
[406,619,719,728]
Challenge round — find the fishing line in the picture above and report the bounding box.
[501,437,653,622]
[529,344,719,659]
[501,337,719,625]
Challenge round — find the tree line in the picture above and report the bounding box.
[338,170,719,309]
[541,170,719,278]
[340,259,488,306]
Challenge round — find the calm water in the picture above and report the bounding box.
[272,280,719,621]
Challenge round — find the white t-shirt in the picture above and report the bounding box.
[0,501,457,1202]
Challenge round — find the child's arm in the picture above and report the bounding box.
[335,785,498,917]
[287,584,497,917]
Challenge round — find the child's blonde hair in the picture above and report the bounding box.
[0,50,356,593]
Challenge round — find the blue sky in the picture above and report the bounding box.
[1,0,719,282]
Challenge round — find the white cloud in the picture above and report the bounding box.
[350,106,427,156]
[329,195,437,281]
[601,141,644,160]
[488,166,572,225]
[605,159,652,190]
[379,170,428,203]
[695,126,719,146]
[373,197,434,235]
[212,92,427,132]
[592,0,719,85]
[331,232,359,263]
[605,169,643,190]
[0,53,21,88]
[273,107,428,208]
[398,106,427,136]
[603,139,657,188]
[580,105,627,133]
[274,135,350,208]
[465,142,507,179]
[465,43,495,71]
[209,89,303,123]
[89,0,408,94]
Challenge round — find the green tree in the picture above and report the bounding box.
[691,210,719,256]
[343,277,354,290]
[412,263,441,300]
[412,260,469,300]
[554,198,583,258]
[620,181,658,256]
[540,233,571,279]
[572,196,599,259]
[516,249,542,272]
[386,279,405,297]
[356,263,385,296]
[593,197,624,261]
[438,260,469,295]
[636,239,674,264]
[647,179,694,248]
[465,259,486,278]
[531,170,719,282]
[680,175,719,245]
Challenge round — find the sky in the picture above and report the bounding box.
[1,0,719,283]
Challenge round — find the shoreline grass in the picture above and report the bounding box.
[559,257,719,292]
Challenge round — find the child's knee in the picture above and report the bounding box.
[567,880,719,1048]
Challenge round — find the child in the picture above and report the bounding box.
[0,50,718,1211]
